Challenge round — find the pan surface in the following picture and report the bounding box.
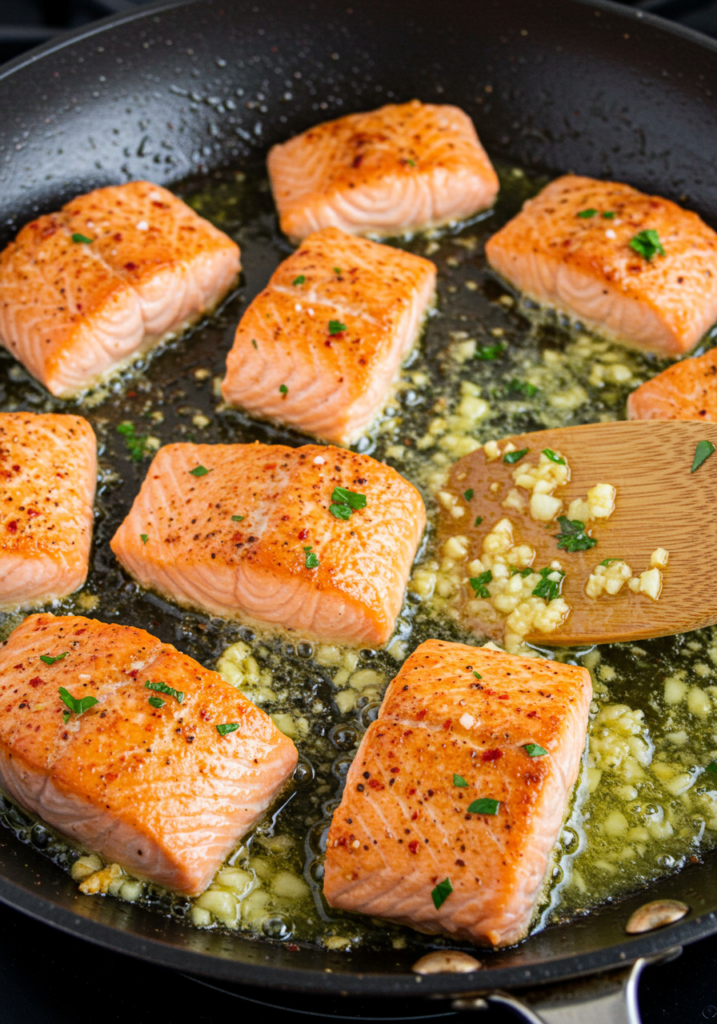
[0,0,716,997]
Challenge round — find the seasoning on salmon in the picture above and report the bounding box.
[221,228,436,444]
[0,613,297,895]
[323,639,591,947]
[485,174,717,357]
[267,100,499,243]
[0,413,96,608]
[110,442,426,646]
[0,181,240,396]
[627,347,717,421]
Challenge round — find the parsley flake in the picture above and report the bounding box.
[71,233,93,244]
[304,545,320,569]
[251,338,258,349]
[329,503,352,520]
[406,158,416,167]
[279,384,288,396]
[145,680,184,704]
[333,267,342,275]
[602,211,616,219]
[217,722,240,736]
[524,743,548,757]
[506,379,539,398]
[629,229,665,261]
[453,774,468,787]
[431,877,453,909]
[329,320,347,334]
[148,696,165,709]
[140,534,149,545]
[532,567,565,602]
[116,421,149,462]
[469,570,492,598]
[329,486,367,520]
[189,465,211,477]
[542,448,565,465]
[473,671,482,680]
[706,761,717,775]
[503,448,528,465]
[468,798,500,815]
[475,341,506,360]
[554,516,597,552]
[691,439,715,473]
[59,687,98,718]
[40,652,68,666]
[62,712,70,724]
[474,516,483,527]
[231,515,245,522]
[292,275,305,286]
[600,557,623,566]
[463,489,474,501]
[577,209,597,219]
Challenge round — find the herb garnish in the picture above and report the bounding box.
[474,516,483,526]
[292,275,305,286]
[475,341,506,360]
[468,798,500,815]
[303,545,320,569]
[453,774,468,787]
[71,233,93,244]
[251,338,258,349]
[629,229,665,260]
[328,320,347,334]
[532,567,565,602]
[406,158,416,167]
[140,534,149,545]
[510,565,533,577]
[145,680,184,704]
[431,878,453,909]
[577,209,597,219]
[217,723,240,736]
[231,515,245,522]
[473,671,482,680]
[602,211,616,219]
[706,761,717,775]
[691,439,715,473]
[524,743,548,757]
[40,652,68,666]
[116,421,149,462]
[542,448,565,465]
[503,448,528,465]
[600,557,623,566]
[554,516,597,552]
[148,696,165,709]
[333,267,341,274]
[329,486,367,520]
[189,465,211,477]
[279,384,288,396]
[59,687,98,718]
[507,379,539,398]
[463,489,474,501]
[469,571,492,598]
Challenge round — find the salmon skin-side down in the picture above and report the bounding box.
[485,175,717,357]
[0,413,96,608]
[0,181,240,396]
[0,614,297,895]
[627,347,717,421]
[267,100,499,242]
[324,640,591,947]
[221,228,436,445]
[110,442,426,646]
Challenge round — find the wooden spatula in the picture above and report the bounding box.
[439,420,717,646]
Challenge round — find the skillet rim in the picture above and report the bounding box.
[0,0,715,997]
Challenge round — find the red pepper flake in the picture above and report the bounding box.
[13,664,23,670]
[416,709,427,720]
[124,261,137,271]
[443,719,452,730]
[6,521,17,534]
[390,766,400,774]
[408,840,419,854]
[368,778,383,789]
[482,748,503,762]
[11,465,20,473]
[29,676,43,688]
[298,528,308,540]
[26,509,40,518]
[527,710,538,718]
[411,811,418,820]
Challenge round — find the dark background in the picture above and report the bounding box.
[1,0,717,1020]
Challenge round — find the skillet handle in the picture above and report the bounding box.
[452,947,682,1024]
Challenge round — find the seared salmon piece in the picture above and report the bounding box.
[110,442,425,646]
[0,413,96,608]
[268,100,499,242]
[627,347,717,421]
[0,613,297,895]
[221,228,436,444]
[485,175,717,357]
[0,182,240,396]
[324,640,591,947]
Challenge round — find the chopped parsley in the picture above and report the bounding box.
[328,320,347,334]
[148,696,165,709]
[40,652,68,666]
[463,489,474,501]
[140,534,149,545]
[473,671,482,680]
[511,565,533,577]
[217,723,240,736]
[406,158,416,168]
[251,338,258,349]
[629,229,665,261]
[279,384,288,396]
[59,687,98,718]
[329,503,352,521]
[431,877,453,909]
[292,275,305,286]
[600,557,623,566]
[577,208,597,219]
[506,379,539,398]
[474,516,483,526]
[691,439,715,473]
[524,743,548,757]
[304,545,319,569]
[71,232,93,243]
[116,421,149,462]
[706,761,717,775]
[453,774,468,787]
[532,567,565,602]
[468,798,500,815]
[602,211,616,219]
[189,465,211,477]
[329,486,367,520]
[503,448,528,465]
[145,680,184,704]
[542,448,565,465]
[554,516,597,552]
[469,570,492,598]
[333,267,342,275]
[231,515,245,522]
[475,341,506,360]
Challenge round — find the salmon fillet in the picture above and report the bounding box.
[0,182,240,396]
[110,442,425,646]
[324,640,591,947]
[221,228,436,444]
[267,100,499,242]
[627,347,717,421]
[0,613,297,895]
[485,174,717,357]
[0,413,96,608]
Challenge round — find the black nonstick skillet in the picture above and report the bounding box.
[0,1,716,1020]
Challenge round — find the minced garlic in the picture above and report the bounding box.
[627,548,669,601]
[568,483,616,523]
[586,559,632,599]
[512,449,570,523]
